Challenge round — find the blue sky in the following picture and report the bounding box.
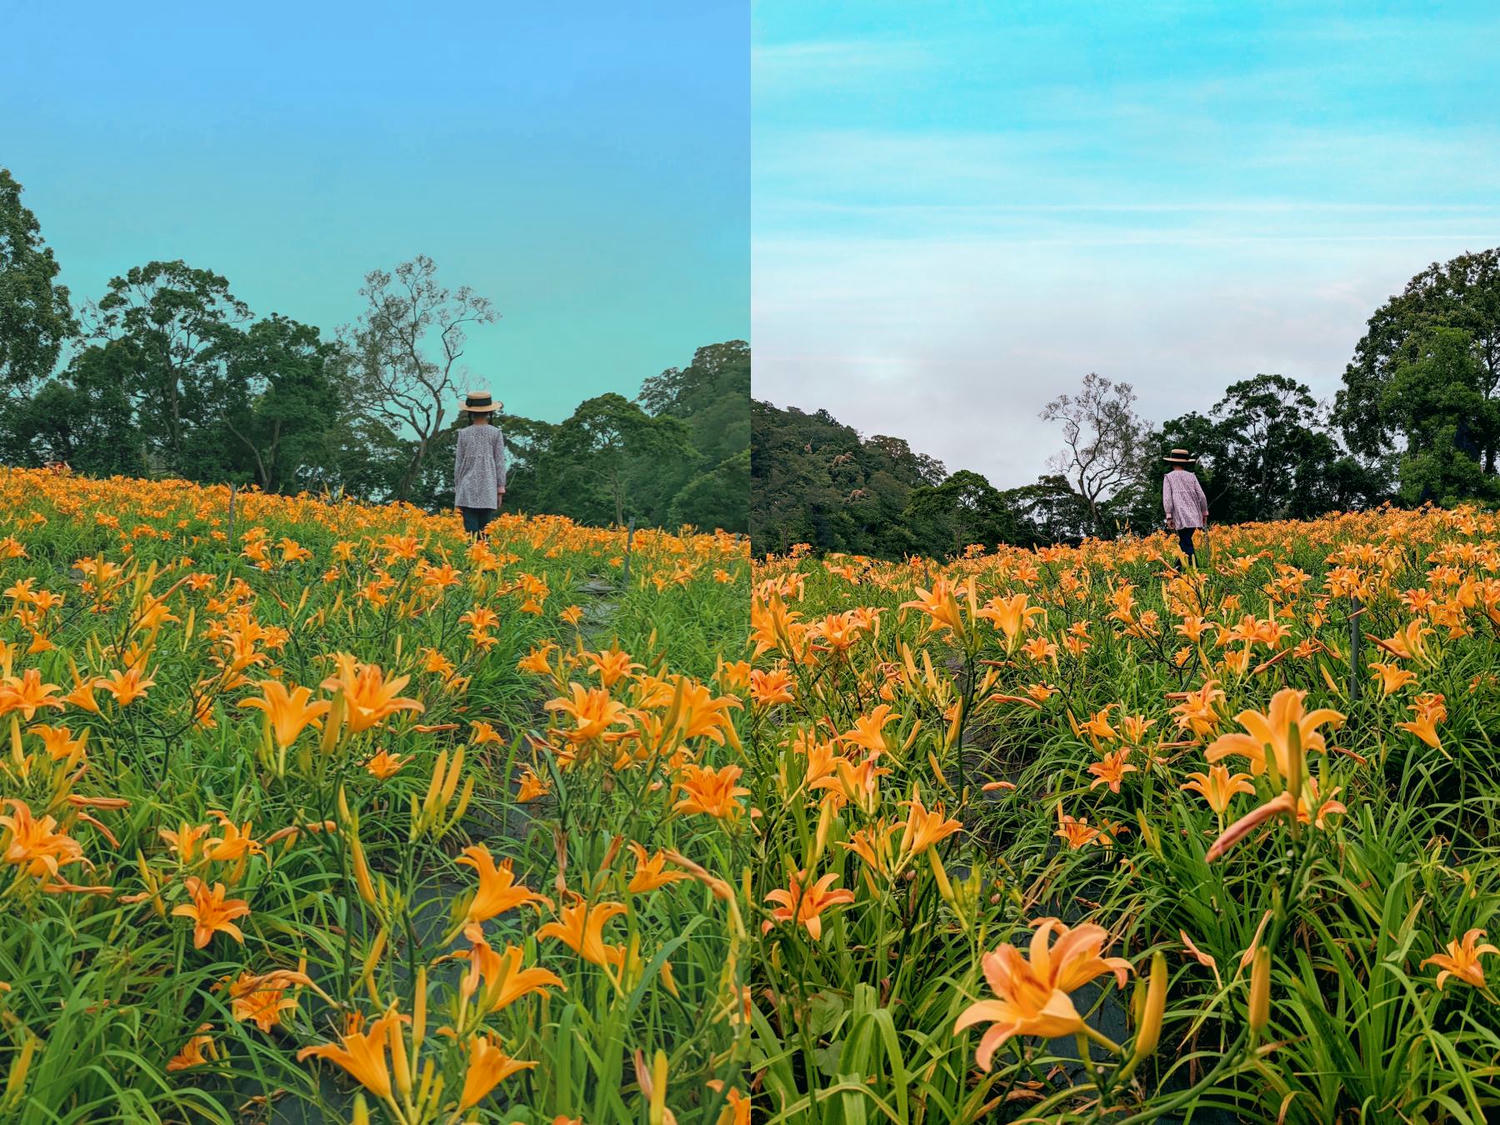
[753,1,1500,486]
[4,1,747,423]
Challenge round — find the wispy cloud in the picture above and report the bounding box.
[753,3,1500,484]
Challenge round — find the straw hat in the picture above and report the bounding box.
[1163,448,1196,465]
[459,390,502,413]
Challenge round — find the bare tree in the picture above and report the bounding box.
[1040,372,1146,535]
[347,256,498,500]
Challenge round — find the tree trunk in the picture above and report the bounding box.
[396,435,429,502]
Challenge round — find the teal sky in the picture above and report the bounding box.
[753,1,1500,486]
[5,1,747,424]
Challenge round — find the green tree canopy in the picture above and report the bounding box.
[1336,248,1500,475]
[1383,326,1500,505]
[89,259,250,475]
[0,168,76,392]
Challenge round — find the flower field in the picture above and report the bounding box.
[746,507,1500,1123]
[7,472,1500,1125]
[0,468,751,1123]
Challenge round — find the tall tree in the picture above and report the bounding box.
[904,470,1024,557]
[0,168,76,390]
[1383,327,1500,505]
[220,316,345,493]
[1336,248,1500,475]
[88,260,251,476]
[546,393,692,527]
[347,256,497,501]
[2,341,144,475]
[1040,373,1146,535]
[634,339,750,530]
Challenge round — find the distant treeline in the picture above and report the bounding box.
[752,248,1500,558]
[0,167,748,534]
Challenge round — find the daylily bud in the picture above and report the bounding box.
[387,1004,412,1101]
[349,827,379,909]
[411,965,427,1052]
[1135,951,1167,1059]
[361,928,388,1003]
[320,690,345,755]
[928,848,956,905]
[1248,946,1271,1037]
[811,797,836,865]
[649,1048,669,1125]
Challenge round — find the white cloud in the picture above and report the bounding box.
[752,232,1493,486]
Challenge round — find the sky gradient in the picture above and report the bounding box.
[5,1,748,423]
[753,1,1500,486]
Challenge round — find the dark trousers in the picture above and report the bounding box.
[460,506,495,536]
[1176,526,1197,564]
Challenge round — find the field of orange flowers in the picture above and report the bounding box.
[747,506,1500,1123]
[0,468,752,1123]
[7,472,1500,1124]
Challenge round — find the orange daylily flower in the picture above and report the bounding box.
[319,654,424,733]
[166,1026,220,1071]
[363,748,406,780]
[840,705,900,755]
[764,871,855,941]
[238,680,330,749]
[0,668,65,719]
[536,896,628,970]
[459,1033,536,1109]
[1180,764,1256,816]
[160,821,212,864]
[515,768,551,802]
[1171,680,1226,738]
[517,644,558,676]
[543,683,631,744]
[1421,929,1498,992]
[98,666,156,706]
[749,668,795,707]
[456,845,549,925]
[900,578,970,638]
[1205,688,1344,785]
[297,1006,403,1100]
[1368,662,1417,696]
[173,877,251,948]
[1397,692,1447,750]
[205,814,263,863]
[627,843,689,893]
[955,918,1132,1070]
[225,968,313,1032]
[1054,803,1101,849]
[0,798,84,878]
[672,763,750,820]
[28,723,89,761]
[457,929,564,1015]
[583,645,644,688]
[1088,749,1137,794]
[896,792,962,858]
[978,592,1046,652]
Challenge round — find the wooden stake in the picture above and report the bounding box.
[621,516,636,590]
[227,481,238,554]
[1348,597,1362,702]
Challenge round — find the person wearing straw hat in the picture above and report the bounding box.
[453,390,507,537]
[1162,448,1209,567]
